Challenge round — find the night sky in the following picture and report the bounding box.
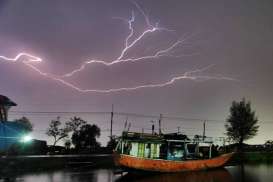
[0,0,273,146]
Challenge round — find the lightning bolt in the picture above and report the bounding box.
[0,2,236,93]
[62,8,181,78]
[0,52,42,63]
[62,39,188,78]
[0,53,235,93]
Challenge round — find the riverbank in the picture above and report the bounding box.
[1,151,272,175]
[231,152,273,164]
[0,154,114,176]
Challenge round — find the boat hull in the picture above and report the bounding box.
[113,152,234,173]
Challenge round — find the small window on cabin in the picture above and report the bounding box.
[187,144,197,154]
[123,142,131,155]
[168,142,185,160]
[129,142,138,156]
[144,143,151,158]
[151,144,159,158]
[199,146,210,158]
[137,143,145,157]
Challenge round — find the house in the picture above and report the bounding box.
[0,95,17,121]
[0,95,25,152]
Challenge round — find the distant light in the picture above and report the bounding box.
[21,135,33,143]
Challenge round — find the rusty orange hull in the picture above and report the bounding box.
[113,152,234,172]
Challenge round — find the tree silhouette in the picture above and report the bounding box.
[225,98,259,151]
[64,139,72,149]
[107,138,118,150]
[72,124,100,151]
[65,116,86,133]
[46,117,70,146]
[14,116,33,133]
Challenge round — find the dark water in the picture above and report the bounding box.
[1,165,273,182]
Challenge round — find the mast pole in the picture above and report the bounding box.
[159,114,162,135]
[110,104,114,140]
[203,121,206,141]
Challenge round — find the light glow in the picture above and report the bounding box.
[21,135,33,143]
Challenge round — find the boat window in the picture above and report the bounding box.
[167,142,185,160]
[144,143,151,158]
[185,143,199,159]
[151,143,160,158]
[187,144,197,154]
[137,143,145,157]
[199,146,210,158]
[129,142,139,156]
[123,142,131,155]
[159,143,168,159]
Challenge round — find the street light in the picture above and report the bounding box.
[21,135,33,143]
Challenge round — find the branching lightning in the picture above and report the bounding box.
[62,8,181,78]
[0,2,236,93]
[0,53,236,93]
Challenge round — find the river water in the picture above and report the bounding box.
[1,164,273,182]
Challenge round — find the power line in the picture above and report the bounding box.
[10,111,110,115]
[9,110,273,123]
[9,110,222,121]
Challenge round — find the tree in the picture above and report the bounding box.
[65,116,86,133]
[72,124,101,150]
[265,140,273,148]
[14,116,33,133]
[225,98,259,151]
[64,139,72,150]
[107,138,118,150]
[46,117,70,146]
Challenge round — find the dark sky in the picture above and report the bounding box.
[0,0,273,145]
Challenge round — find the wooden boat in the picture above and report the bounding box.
[113,132,234,172]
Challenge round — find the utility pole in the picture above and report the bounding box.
[177,126,180,134]
[110,104,114,140]
[150,120,155,134]
[127,122,131,132]
[158,114,162,135]
[123,116,128,132]
[203,121,206,141]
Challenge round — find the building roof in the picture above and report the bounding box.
[0,95,17,106]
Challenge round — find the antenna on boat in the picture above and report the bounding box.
[177,126,180,134]
[159,114,162,135]
[203,121,206,141]
[123,117,128,132]
[127,122,131,132]
[150,120,155,134]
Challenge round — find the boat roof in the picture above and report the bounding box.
[120,132,213,144]
[121,132,164,142]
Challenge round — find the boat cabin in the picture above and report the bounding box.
[116,132,216,161]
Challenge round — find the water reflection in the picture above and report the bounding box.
[116,168,233,182]
[1,165,273,182]
[227,164,269,182]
